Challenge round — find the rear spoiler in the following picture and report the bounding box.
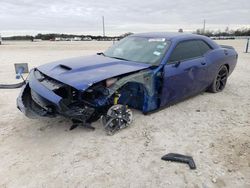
[220,45,235,50]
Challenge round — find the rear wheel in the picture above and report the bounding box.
[208,65,228,93]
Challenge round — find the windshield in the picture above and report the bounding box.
[104,36,171,65]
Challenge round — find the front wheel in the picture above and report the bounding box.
[101,104,133,135]
[208,65,228,93]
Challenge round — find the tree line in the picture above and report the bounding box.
[195,27,250,37]
[2,32,133,41]
[2,28,249,41]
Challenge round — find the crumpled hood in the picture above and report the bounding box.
[37,55,151,90]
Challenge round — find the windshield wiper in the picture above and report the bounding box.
[109,56,129,61]
[97,53,128,61]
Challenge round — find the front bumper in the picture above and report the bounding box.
[17,82,56,118]
[17,69,95,121]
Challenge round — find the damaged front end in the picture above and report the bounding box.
[17,69,100,126]
[17,67,161,132]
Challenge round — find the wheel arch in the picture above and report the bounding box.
[117,81,148,110]
[224,63,230,72]
[107,70,158,112]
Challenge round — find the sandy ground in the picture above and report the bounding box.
[0,39,249,188]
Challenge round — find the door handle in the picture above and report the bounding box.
[201,62,206,65]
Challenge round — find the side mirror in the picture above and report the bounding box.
[173,61,181,67]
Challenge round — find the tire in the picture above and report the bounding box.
[208,65,228,93]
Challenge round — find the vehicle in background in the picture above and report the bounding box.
[32,39,42,42]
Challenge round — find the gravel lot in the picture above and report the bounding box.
[0,39,249,188]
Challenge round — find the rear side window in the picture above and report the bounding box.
[169,40,201,63]
[196,40,212,55]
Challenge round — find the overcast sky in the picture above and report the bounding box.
[0,0,249,36]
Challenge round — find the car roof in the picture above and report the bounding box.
[132,32,203,40]
[131,32,219,49]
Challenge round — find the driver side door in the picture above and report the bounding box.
[160,40,208,107]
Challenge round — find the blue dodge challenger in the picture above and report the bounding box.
[17,32,238,134]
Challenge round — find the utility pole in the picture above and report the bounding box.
[245,38,249,53]
[203,19,206,34]
[102,16,105,37]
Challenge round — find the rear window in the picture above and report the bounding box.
[196,40,212,55]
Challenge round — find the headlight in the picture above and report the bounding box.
[106,78,117,87]
[34,69,45,81]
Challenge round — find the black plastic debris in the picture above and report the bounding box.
[161,153,196,170]
[70,119,95,131]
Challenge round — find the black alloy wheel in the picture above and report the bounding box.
[208,65,228,93]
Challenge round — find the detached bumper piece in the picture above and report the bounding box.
[161,153,196,170]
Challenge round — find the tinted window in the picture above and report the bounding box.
[169,40,201,62]
[196,40,212,55]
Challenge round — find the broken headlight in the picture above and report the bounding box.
[106,78,118,87]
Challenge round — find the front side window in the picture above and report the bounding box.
[169,40,202,63]
[104,36,171,65]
